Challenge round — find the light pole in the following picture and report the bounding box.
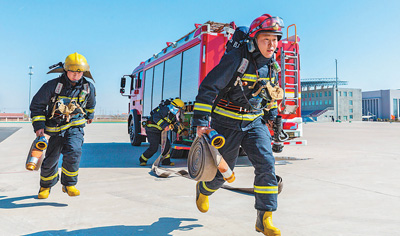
[335,59,338,121]
[28,66,34,118]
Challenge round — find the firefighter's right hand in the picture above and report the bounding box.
[196,126,208,137]
[36,129,45,137]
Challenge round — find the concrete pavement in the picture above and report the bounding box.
[0,121,399,235]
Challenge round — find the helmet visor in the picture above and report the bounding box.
[259,17,284,30]
[65,64,89,72]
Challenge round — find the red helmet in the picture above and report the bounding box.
[248,14,284,40]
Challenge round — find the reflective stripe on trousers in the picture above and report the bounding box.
[40,127,84,187]
[198,118,278,211]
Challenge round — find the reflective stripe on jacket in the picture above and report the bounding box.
[30,74,96,135]
[193,47,277,130]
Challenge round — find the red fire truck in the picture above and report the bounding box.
[119,21,306,155]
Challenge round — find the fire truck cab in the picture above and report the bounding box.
[120,21,306,154]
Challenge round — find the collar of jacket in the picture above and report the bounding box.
[251,50,273,69]
[61,73,85,89]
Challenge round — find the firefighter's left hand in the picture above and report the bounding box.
[87,119,93,124]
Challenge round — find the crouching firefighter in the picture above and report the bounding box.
[193,14,284,236]
[139,98,185,166]
[30,52,96,199]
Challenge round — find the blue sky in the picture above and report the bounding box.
[1,0,399,114]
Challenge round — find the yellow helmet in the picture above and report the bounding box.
[64,52,89,72]
[171,98,184,109]
[64,52,93,80]
[47,52,94,80]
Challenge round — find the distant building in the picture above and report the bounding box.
[0,113,25,121]
[302,87,362,122]
[362,89,400,120]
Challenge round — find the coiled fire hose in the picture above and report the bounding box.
[188,129,235,183]
[151,129,282,194]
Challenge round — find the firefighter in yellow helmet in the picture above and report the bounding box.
[139,98,185,166]
[30,52,96,199]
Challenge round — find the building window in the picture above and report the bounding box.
[350,115,353,119]
[394,99,399,118]
[343,116,348,121]
[309,101,311,106]
[320,92,322,97]
[349,92,353,97]
[320,100,322,105]
[312,93,314,98]
[349,100,353,105]
[339,91,341,96]
[325,100,327,105]
[329,100,332,104]
[329,91,331,96]
[350,109,353,113]
[316,92,318,97]
[344,92,347,97]
[325,91,327,96]
[312,101,315,105]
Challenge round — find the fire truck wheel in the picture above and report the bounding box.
[129,113,142,146]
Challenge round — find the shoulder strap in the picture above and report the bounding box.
[211,53,249,113]
[51,77,64,103]
[83,83,90,94]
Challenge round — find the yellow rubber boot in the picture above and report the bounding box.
[38,187,50,199]
[255,211,281,236]
[196,182,209,213]
[62,185,80,197]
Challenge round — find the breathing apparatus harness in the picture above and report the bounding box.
[47,67,91,123]
[212,48,283,115]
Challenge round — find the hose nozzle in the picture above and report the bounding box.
[205,129,225,149]
[34,136,48,151]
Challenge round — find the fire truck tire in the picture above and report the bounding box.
[129,113,141,146]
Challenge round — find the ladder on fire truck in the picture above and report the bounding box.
[280,24,300,114]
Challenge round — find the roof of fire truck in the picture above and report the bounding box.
[132,21,231,74]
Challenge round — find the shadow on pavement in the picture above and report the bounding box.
[23,217,202,236]
[0,195,68,209]
[79,143,188,168]
[0,127,21,143]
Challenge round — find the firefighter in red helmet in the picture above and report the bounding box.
[193,14,284,236]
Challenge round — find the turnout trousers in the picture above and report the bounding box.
[198,118,278,211]
[40,127,84,188]
[140,127,171,161]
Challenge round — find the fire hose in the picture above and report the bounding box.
[151,129,282,194]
